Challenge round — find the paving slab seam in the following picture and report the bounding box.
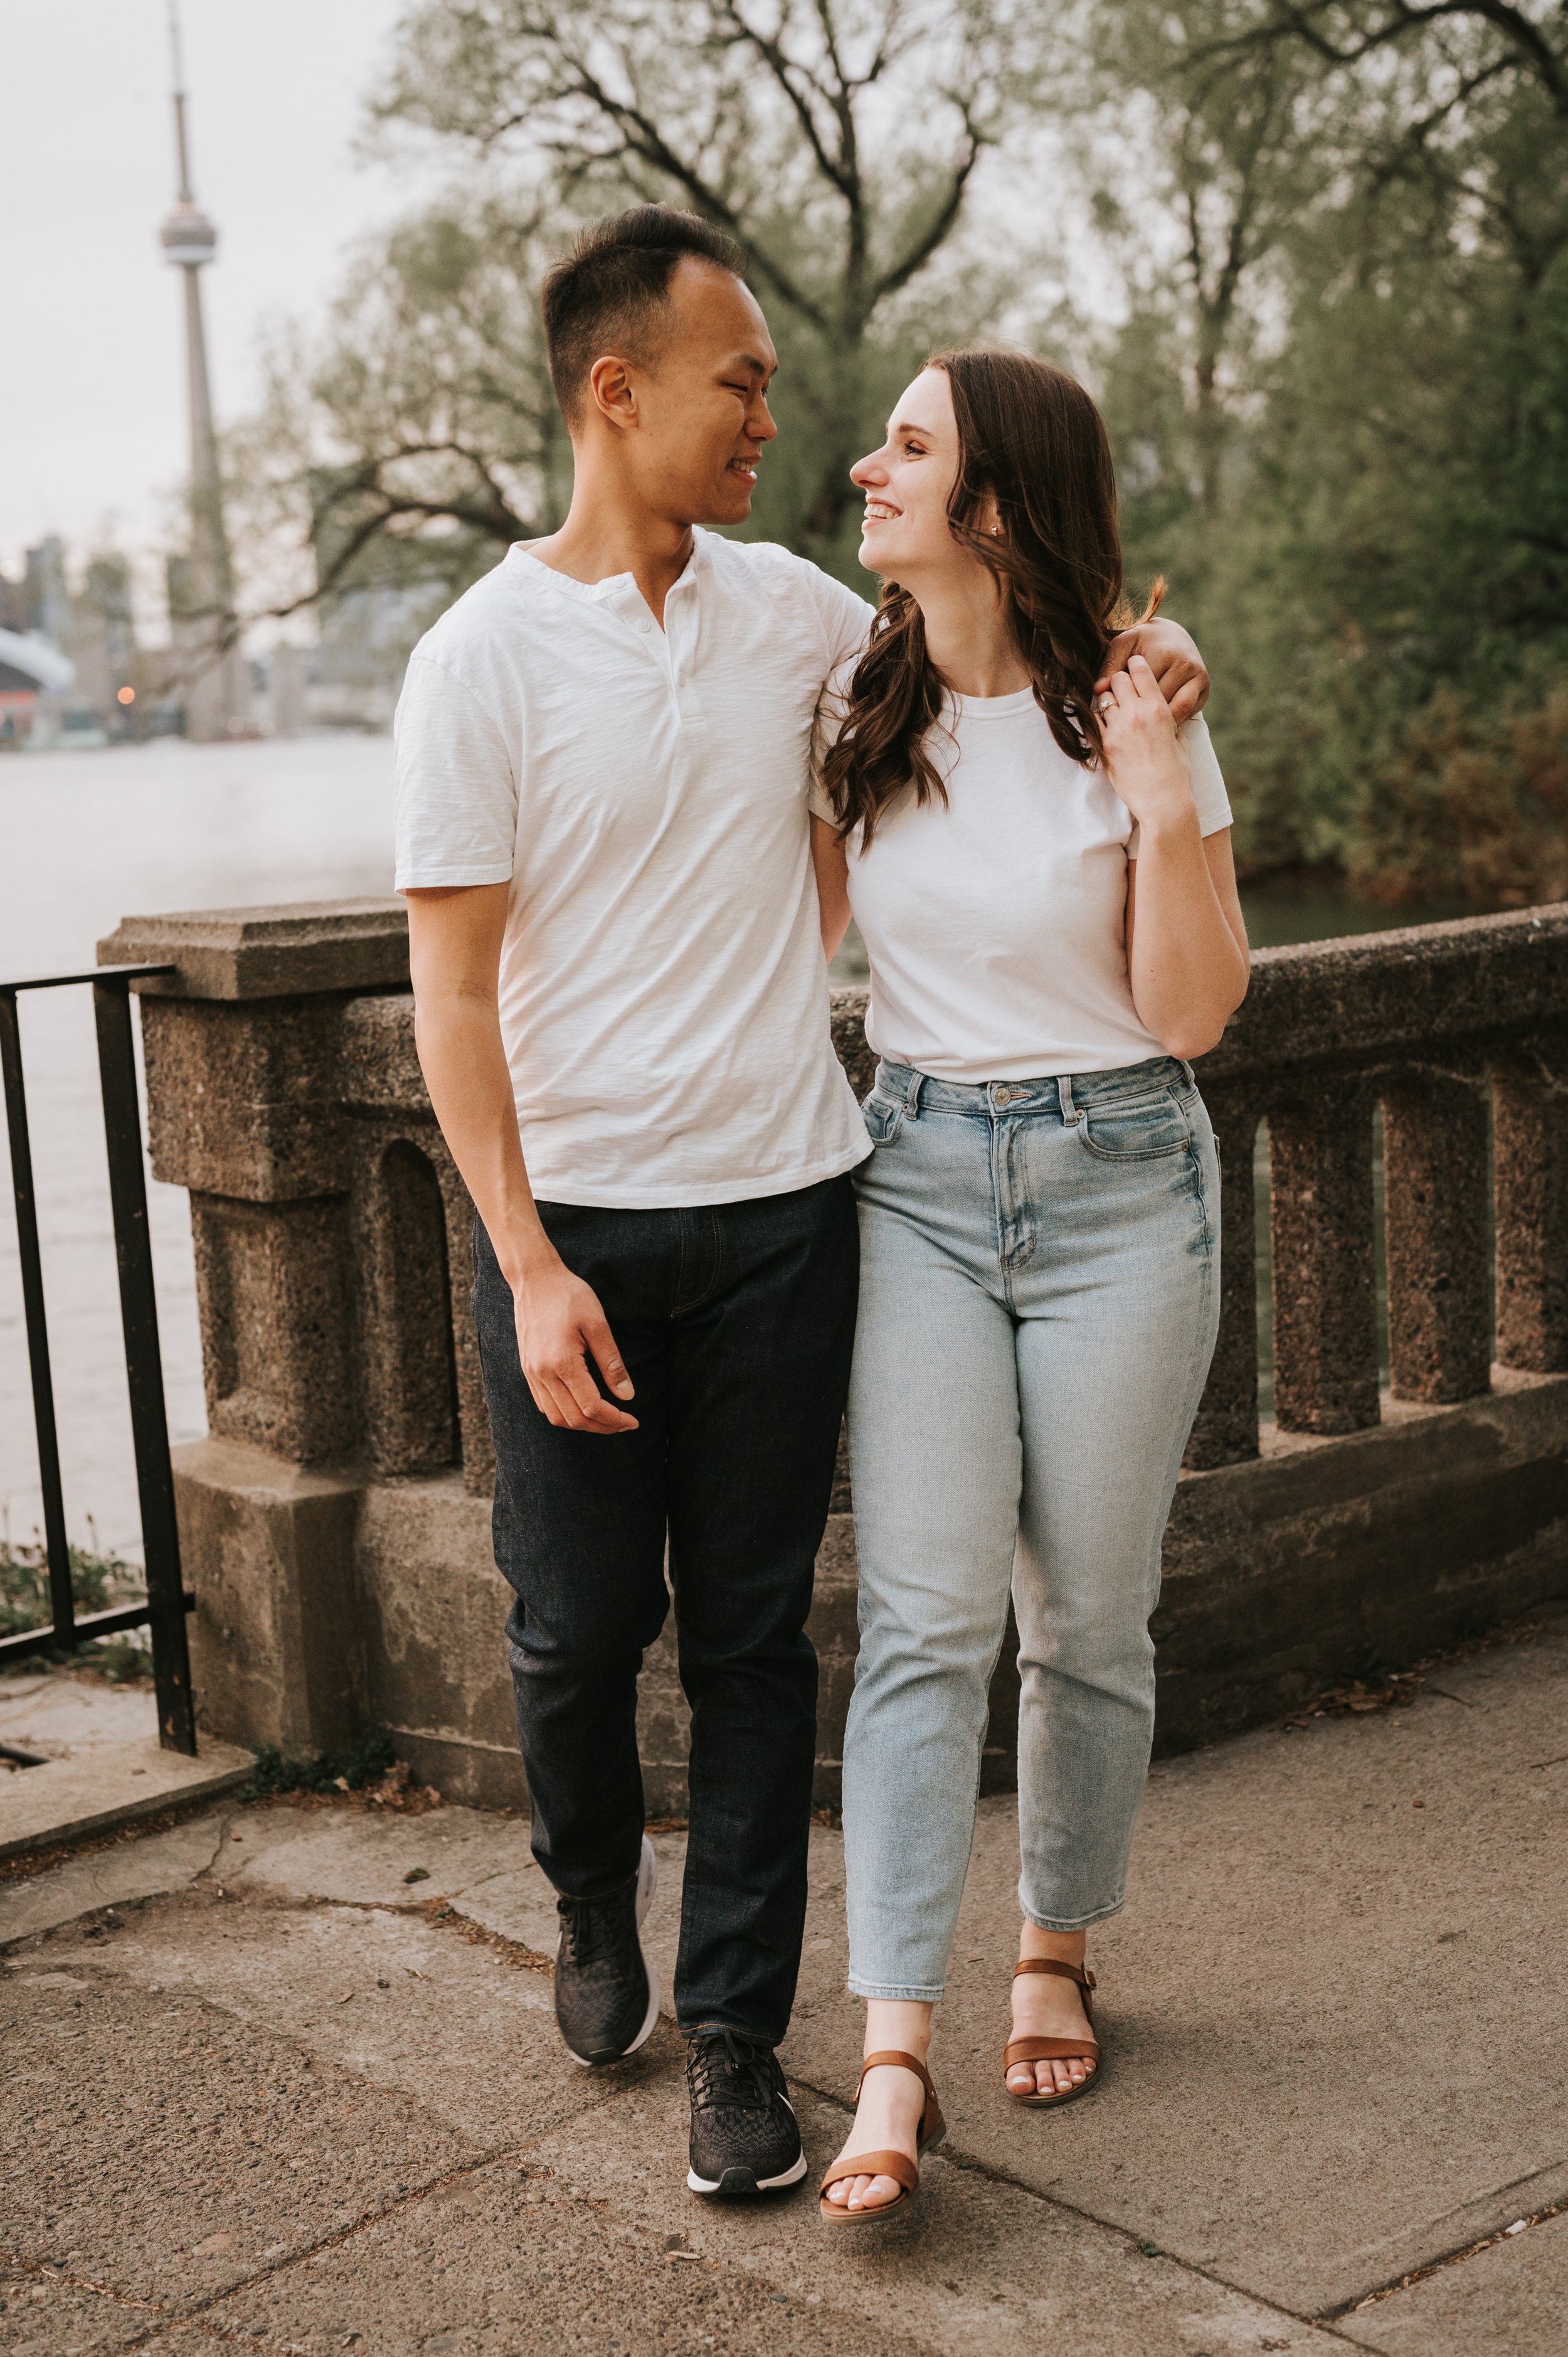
[6,2138,607,2353]
[0,1800,238,1900]
[0,1816,234,1954]
[3,2257,284,2356]
[430,1900,555,1975]
[781,2067,1367,2347]
[176,1883,561,1973]
[1320,2188,1568,2324]
[6,2257,171,2329]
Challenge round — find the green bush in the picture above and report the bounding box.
[0,1532,151,1677]
[1345,680,1568,911]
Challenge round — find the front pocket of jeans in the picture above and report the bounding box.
[1076,1088,1192,1161]
[861,1092,903,1145]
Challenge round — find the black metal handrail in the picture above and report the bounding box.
[0,962,197,1751]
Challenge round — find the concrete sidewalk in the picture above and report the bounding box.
[4,1607,1566,2357]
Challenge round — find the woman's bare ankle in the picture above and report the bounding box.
[1017,1920,1086,1968]
[862,1995,934,2063]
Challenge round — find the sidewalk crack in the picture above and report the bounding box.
[1323,2188,1568,2322]
[785,2068,1365,2344]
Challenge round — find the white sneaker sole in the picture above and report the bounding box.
[561,1833,660,2068]
[686,2097,808,2196]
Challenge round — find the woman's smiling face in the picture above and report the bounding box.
[851,368,968,582]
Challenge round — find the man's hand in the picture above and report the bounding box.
[1098,654,1194,832]
[514,1254,639,1434]
[1098,618,1209,724]
[405,883,638,1440]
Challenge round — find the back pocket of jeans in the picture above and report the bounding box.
[1078,1088,1191,1161]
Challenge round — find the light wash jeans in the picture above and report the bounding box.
[842,1054,1220,2001]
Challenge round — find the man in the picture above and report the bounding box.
[395,204,1209,2201]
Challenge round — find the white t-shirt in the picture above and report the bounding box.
[395,531,875,1208]
[809,679,1232,1082]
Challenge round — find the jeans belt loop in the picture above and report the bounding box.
[902,1066,924,1118]
[1179,1056,1196,1086]
[1058,1073,1080,1126]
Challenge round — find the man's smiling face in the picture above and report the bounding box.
[628,259,779,528]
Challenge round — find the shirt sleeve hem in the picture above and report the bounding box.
[395,863,515,890]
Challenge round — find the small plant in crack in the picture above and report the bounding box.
[245,1730,400,1800]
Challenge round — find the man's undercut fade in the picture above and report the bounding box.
[542,205,748,423]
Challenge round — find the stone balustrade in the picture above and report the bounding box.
[99,900,1568,1807]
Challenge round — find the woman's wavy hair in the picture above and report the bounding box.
[822,347,1161,846]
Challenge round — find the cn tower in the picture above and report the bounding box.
[159,1,243,732]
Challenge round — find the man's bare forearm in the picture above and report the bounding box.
[412,989,556,1287]
[404,884,636,1433]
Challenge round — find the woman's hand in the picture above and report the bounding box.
[1098,654,1195,840]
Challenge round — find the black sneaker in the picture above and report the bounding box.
[685,2030,807,2198]
[554,1835,659,2066]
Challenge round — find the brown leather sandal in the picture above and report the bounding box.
[818,2049,946,2226]
[1004,1959,1103,2109]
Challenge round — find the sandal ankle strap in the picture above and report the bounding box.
[1014,1959,1095,1992]
[855,2046,936,2104]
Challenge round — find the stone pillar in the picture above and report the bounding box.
[1494,1065,1568,1374]
[1382,1080,1491,1403]
[1185,1083,1261,1467]
[98,900,411,1753]
[1268,1080,1380,1435]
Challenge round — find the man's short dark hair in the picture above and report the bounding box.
[541,206,748,422]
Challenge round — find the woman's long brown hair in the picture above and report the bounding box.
[822,348,1159,847]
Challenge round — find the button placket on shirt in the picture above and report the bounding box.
[615,573,707,732]
[662,571,708,732]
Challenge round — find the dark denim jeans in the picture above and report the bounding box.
[472,1175,859,2045]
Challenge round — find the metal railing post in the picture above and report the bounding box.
[0,986,76,1651]
[92,975,196,1754]
[0,961,193,1730]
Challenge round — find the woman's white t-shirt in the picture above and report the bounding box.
[809,678,1233,1082]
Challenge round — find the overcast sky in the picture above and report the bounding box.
[3,1,434,597]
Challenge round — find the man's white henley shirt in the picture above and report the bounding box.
[393,529,874,1209]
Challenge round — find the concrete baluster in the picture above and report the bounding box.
[1494,1065,1568,1372]
[1184,1084,1261,1467]
[1382,1080,1491,1403]
[98,901,1568,1789]
[353,1136,460,1476]
[1268,1082,1380,1434]
[435,1152,495,1496]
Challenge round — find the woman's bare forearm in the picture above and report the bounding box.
[1126,821,1250,1060]
[810,814,852,962]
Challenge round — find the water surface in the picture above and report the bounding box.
[1,735,394,1556]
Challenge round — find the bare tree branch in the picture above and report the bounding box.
[1189,1,1568,114]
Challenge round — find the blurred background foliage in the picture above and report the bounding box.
[229,0,1568,907]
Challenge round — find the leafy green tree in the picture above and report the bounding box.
[226,193,571,635]
[231,0,1049,641]
[369,0,1039,564]
[1078,0,1568,894]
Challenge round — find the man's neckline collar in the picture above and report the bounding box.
[508,528,710,605]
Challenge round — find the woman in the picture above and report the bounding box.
[811,350,1249,2223]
